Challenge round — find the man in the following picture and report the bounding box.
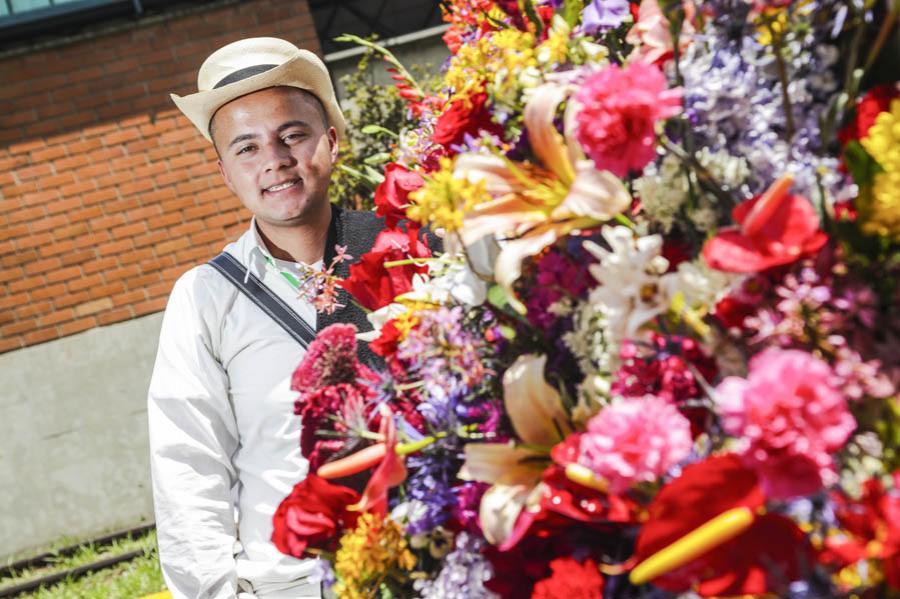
[148,38,383,598]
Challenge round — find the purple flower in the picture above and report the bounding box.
[582,0,630,34]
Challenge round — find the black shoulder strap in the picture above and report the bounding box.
[208,252,316,349]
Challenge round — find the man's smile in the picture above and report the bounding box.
[262,178,301,194]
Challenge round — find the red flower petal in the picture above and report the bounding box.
[634,454,814,596]
[704,187,827,273]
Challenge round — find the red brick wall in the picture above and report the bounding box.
[0,0,320,354]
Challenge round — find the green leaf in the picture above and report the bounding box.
[563,0,584,27]
[519,0,543,37]
[363,165,386,184]
[843,140,882,187]
[487,284,509,310]
[363,152,392,165]
[361,124,399,139]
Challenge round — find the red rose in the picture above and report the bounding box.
[702,177,827,273]
[432,92,503,149]
[339,224,432,311]
[532,557,604,599]
[374,163,423,228]
[271,474,361,558]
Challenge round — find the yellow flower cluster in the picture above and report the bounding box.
[407,157,492,232]
[444,25,537,104]
[333,512,416,599]
[536,23,569,66]
[860,98,900,241]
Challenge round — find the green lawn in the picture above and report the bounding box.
[1,530,165,598]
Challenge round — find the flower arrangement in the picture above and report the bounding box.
[275,1,900,597]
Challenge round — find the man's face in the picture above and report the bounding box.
[212,87,338,228]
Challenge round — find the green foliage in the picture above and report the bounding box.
[1,529,164,598]
[329,47,411,211]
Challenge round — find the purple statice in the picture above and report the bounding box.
[678,7,849,202]
[395,306,490,427]
[581,0,631,35]
[404,450,460,535]
[413,532,498,599]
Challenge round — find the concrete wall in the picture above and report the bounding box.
[0,312,162,560]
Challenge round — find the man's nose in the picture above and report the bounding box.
[262,141,295,171]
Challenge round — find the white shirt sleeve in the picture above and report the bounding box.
[148,267,241,599]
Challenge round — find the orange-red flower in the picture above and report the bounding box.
[633,454,815,596]
[702,176,828,273]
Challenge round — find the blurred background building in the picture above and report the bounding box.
[0,0,447,561]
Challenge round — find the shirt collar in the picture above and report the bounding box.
[241,217,272,282]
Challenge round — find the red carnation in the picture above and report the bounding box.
[432,92,503,149]
[374,163,423,228]
[702,176,827,273]
[271,474,360,557]
[532,557,605,599]
[339,225,432,311]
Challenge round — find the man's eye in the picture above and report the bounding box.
[236,145,255,155]
[283,133,305,143]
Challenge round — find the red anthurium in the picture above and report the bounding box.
[339,224,432,311]
[271,474,361,557]
[351,406,407,516]
[823,474,900,590]
[702,176,828,273]
[633,454,815,596]
[374,163,424,228]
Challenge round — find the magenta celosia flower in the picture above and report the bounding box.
[573,61,682,178]
[716,348,856,500]
[578,395,692,494]
[291,323,360,391]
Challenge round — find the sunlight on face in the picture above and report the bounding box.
[212,87,338,228]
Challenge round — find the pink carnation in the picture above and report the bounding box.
[579,395,692,494]
[573,62,681,178]
[716,348,856,500]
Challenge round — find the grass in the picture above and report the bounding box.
[0,530,166,598]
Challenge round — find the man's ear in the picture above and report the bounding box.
[327,126,339,164]
[217,159,236,194]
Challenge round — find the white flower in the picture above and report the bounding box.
[662,258,740,310]
[633,154,689,232]
[583,226,670,343]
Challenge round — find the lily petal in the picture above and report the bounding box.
[504,354,573,446]
[524,83,576,185]
[478,483,534,545]
[459,441,547,486]
[553,160,632,220]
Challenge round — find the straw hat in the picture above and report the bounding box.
[171,37,345,142]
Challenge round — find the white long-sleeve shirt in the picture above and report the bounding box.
[148,220,324,598]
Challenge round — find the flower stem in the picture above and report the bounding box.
[766,18,796,141]
[863,0,899,72]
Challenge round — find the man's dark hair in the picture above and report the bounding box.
[208,87,330,154]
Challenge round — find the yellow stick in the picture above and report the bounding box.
[629,506,757,585]
[564,463,609,493]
